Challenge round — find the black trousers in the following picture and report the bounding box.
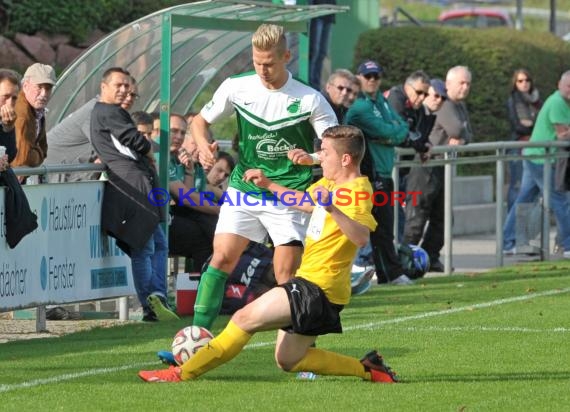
[403,166,445,262]
[369,176,404,283]
[168,206,218,273]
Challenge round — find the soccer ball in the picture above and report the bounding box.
[171,326,214,365]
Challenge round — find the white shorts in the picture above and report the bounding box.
[215,187,309,246]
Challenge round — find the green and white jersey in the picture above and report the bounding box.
[201,71,337,197]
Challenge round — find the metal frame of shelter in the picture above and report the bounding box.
[47,0,346,214]
[155,0,346,197]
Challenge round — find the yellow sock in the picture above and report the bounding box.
[290,348,370,380]
[180,320,252,380]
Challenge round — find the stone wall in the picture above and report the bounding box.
[0,29,106,73]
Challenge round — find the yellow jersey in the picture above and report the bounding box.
[296,176,377,305]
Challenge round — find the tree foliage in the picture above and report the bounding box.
[354,27,570,142]
[3,0,197,42]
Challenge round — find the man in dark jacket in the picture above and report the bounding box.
[322,69,357,123]
[346,60,412,285]
[386,70,434,242]
[404,67,473,273]
[90,67,176,322]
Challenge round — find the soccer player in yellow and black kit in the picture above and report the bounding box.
[139,125,398,384]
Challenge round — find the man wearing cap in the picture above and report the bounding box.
[12,63,56,170]
[404,68,472,273]
[424,78,447,115]
[346,60,411,286]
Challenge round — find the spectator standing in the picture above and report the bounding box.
[12,63,56,179]
[404,67,473,273]
[170,24,337,331]
[314,69,356,153]
[45,76,139,183]
[0,69,19,168]
[506,69,541,212]
[309,0,337,90]
[121,75,138,112]
[44,98,98,182]
[423,79,447,115]
[90,67,177,322]
[346,76,361,108]
[346,59,412,285]
[503,71,570,258]
[322,69,356,123]
[386,70,434,242]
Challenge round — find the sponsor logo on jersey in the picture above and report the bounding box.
[255,137,296,160]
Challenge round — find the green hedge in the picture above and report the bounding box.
[354,27,570,143]
[2,0,197,42]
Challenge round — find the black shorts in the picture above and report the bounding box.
[280,277,343,336]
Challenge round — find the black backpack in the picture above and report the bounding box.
[216,242,276,314]
[397,243,430,280]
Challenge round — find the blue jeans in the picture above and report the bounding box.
[503,160,570,251]
[309,17,333,90]
[354,241,374,267]
[507,149,523,213]
[130,225,168,310]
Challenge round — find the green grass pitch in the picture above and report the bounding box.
[1,260,569,411]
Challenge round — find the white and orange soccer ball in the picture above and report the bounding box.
[171,326,214,365]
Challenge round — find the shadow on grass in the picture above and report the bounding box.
[404,370,570,383]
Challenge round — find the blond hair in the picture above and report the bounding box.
[252,24,287,55]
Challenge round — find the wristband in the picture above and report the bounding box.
[309,152,320,164]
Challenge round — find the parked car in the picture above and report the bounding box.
[439,8,513,28]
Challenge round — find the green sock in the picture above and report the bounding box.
[193,265,228,329]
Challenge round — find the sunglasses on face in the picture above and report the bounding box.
[516,78,531,84]
[334,84,353,94]
[411,86,429,97]
[429,93,445,101]
[363,73,381,80]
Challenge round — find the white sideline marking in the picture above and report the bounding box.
[3,287,569,393]
[383,326,570,333]
[0,362,155,394]
[343,286,570,332]
[248,287,570,347]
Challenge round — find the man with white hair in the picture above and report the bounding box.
[403,66,473,273]
[12,63,56,170]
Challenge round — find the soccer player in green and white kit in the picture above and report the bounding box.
[175,23,337,330]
